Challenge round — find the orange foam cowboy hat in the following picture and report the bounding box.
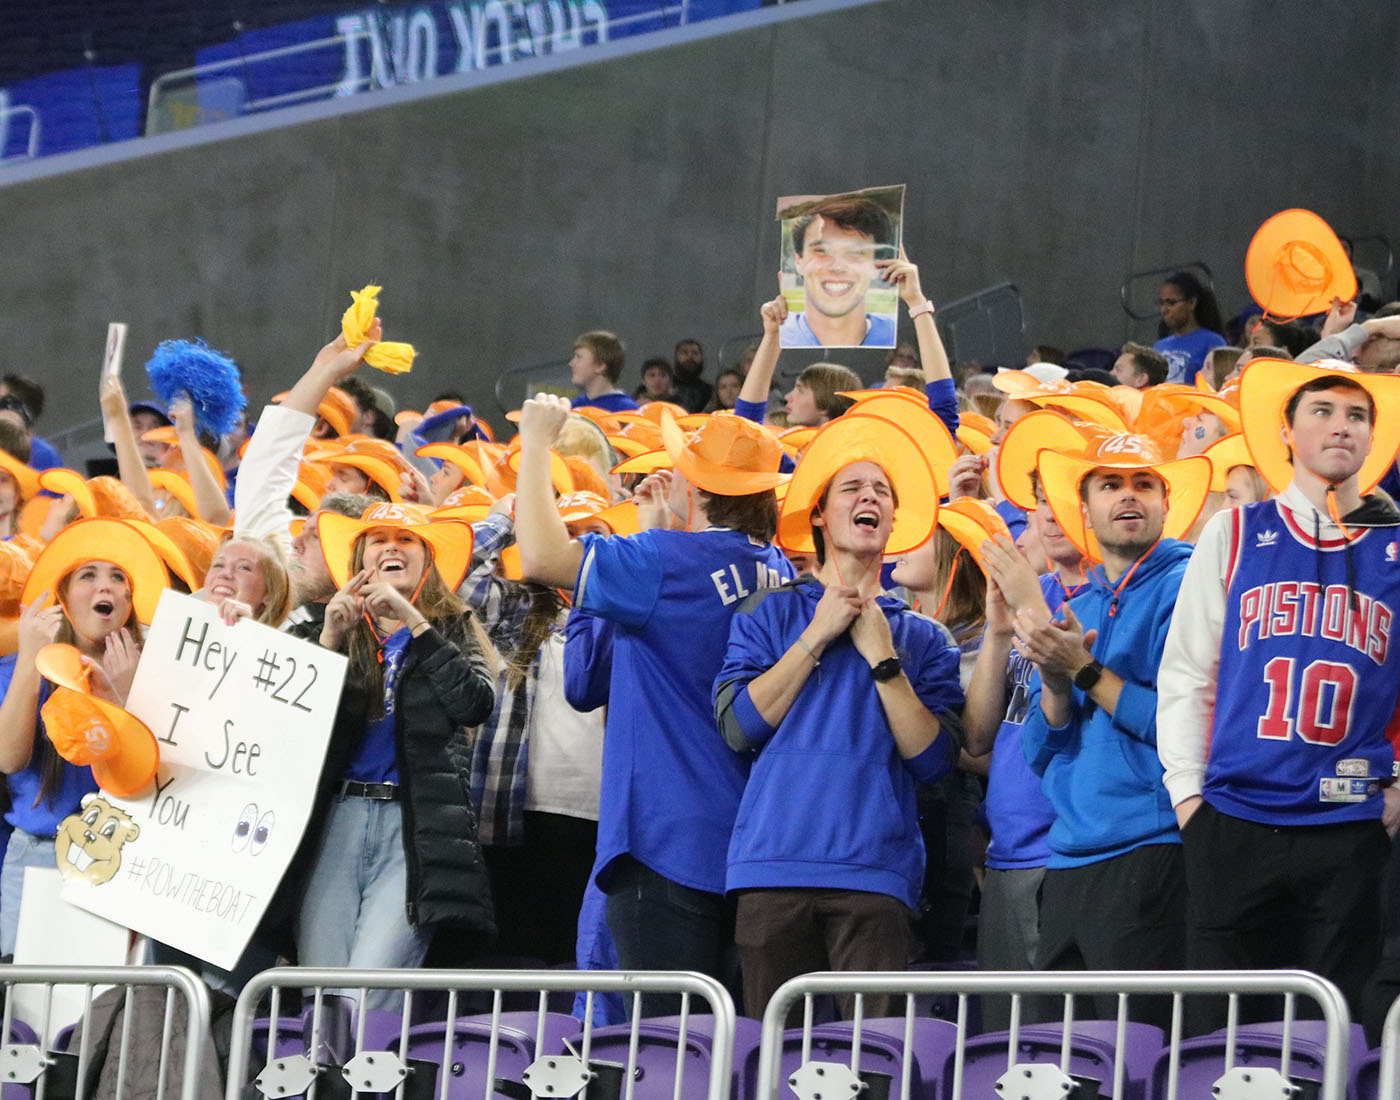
[1239,357,1400,495]
[22,518,170,623]
[38,643,159,798]
[318,501,474,591]
[1245,209,1356,320]
[659,411,787,495]
[1037,434,1212,561]
[777,413,939,555]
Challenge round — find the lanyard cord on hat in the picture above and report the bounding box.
[932,547,963,621]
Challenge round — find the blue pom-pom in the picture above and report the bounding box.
[145,339,246,438]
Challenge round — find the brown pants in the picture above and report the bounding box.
[735,887,914,1019]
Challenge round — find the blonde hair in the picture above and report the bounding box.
[212,535,294,627]
[884,365,926,388]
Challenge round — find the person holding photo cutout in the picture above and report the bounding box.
[779,193,900,349]
[297,503,496,999]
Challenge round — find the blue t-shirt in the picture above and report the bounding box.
[984,572,1066,869]
[571,392,639,413]
[574,527,794,894]
[0,657,98,836]
[1155,329,1226,385]
[779,311,896,348]
[344,627,412,784]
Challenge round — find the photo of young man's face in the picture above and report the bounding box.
[794,219,882,320]
[776,185,904,350]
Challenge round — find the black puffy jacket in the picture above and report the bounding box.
[264,611,497,951]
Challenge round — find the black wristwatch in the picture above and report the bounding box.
[870,657,903,682]
[1073,659,1104,692]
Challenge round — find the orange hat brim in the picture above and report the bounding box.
[996,410,1089,511]
[147,469,200,518]
[841,393,959,497]
[38,469,97,518]
[120,518,200,591]
[937,497,1013,575]
[416,444,487,487]
[0,451,39,500]
[313,454,406,501]
[1203,433,1257,493]
[36,643,159,797]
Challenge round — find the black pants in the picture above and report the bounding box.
[603,855,737,1017]
[483,811,599,965]
[1036,844,1185,1029]
[1182,801,1388,1030]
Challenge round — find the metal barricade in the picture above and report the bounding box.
[0,964,211,1100]
[1378,992,1400,1100]
[755,970,1351,1100]
[1118,263,1214,322]
[226,968,735,1100]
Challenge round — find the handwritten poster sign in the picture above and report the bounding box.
[57,590,346,969]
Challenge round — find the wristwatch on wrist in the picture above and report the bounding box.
[870,657,903,682]
[1073,659,1104,692]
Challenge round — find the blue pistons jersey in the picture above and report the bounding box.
[1205,500,1400,825]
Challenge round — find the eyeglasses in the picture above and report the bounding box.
[1157,297,1186,307]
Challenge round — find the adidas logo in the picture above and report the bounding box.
[1255,529,1279,548]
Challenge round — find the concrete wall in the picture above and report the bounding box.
[4,0,1396,445]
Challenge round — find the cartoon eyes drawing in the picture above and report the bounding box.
[251,811,275,856]
[232,803,258,852]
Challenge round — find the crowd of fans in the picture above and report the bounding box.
[3,240,1400,1039]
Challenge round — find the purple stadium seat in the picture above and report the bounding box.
[1353,1043,1380,1100]
[738,1018,958,1100]
[388,1011,580,1100]
[1146,1020,1366,1100]
[946,1021,1164,1100]
[560,1014,763,1100]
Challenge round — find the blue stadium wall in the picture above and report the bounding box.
[2,0,1396,432]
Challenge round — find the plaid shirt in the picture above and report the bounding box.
[461,514,560,846]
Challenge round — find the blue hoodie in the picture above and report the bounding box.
[1021,539,1192,868]
[714,580,964,906]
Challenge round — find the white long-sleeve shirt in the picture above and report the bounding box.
[232,404,315,557]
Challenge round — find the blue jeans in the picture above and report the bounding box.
[603,855,737,1016]
[296,796,430,1011]
[1,829,56,957]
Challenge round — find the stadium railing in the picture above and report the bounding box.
[0,963,211,1100]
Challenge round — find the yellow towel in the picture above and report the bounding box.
[342,284,416,374]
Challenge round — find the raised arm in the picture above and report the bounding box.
[736,294,785,415]
[515,395,585,590]
[877,249,956,432]
[98,374,159,518]
[169,395,231,525]
[235,332,375,549]
[0,601,63,773]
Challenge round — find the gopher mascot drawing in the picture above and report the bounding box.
[54,793,140,886]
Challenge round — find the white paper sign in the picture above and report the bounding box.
[57,590,347,968]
